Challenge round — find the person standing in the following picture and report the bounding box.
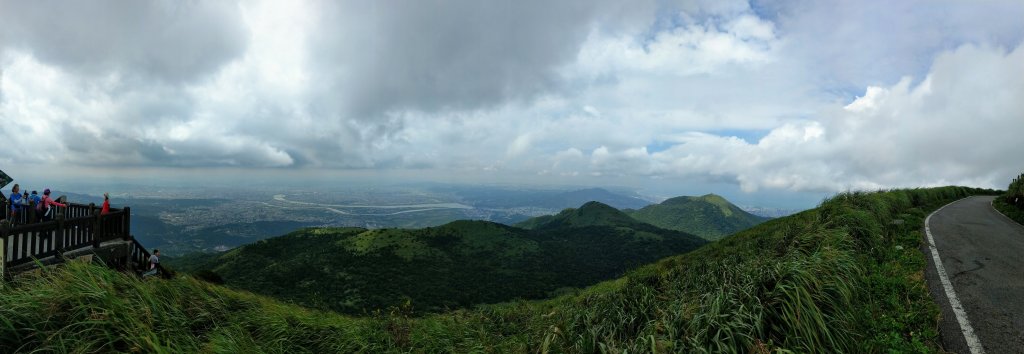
[100,192,111,215]
[38,188,67,221]
[28,191,41,223]
[9,184,26,223]
[29,190,41,205]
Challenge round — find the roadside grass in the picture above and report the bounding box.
[993,197,1024,226]
[0,186,991,353]
[997,172,1024,225]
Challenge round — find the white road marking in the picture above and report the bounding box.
[989,199,1024,228]
[926,199,985,354]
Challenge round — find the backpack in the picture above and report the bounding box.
[39,197,51,216]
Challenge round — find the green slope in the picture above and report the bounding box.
[515,200,651,230]
[1,186,997,353]
[625,193,769,240]
[174,203,707,314]
[994,172,1024,225]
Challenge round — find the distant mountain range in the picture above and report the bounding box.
[173,201,705,314]
[517,193,767,241]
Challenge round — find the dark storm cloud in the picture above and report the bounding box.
[0,0,249,83]
[308,0,638,116]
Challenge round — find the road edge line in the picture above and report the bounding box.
[989,199,1024,229]
[926,198,985,354]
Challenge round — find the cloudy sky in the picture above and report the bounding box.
[1,0,1022,206]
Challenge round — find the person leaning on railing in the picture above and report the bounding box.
[38,188,66,222]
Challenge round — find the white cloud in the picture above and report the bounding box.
[572,13,778,78]
[0,0,248,83]
[548,43,1024,192]
[0,0,1022,197]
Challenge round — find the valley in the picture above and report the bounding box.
[2,186,1002,353]
[110,183,787,255]
[171,200,710,314]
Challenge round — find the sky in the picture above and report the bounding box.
[1,0,1023,208]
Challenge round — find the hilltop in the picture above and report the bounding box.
[514,200,647,230]
[625,193,768,240]
[0,187,992,352]
[519,193,767,241]
[174,202,706,314]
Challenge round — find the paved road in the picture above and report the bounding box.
[924,196,1024,353]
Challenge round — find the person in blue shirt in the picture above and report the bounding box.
[28,190,42,222]
[9,184,27,223]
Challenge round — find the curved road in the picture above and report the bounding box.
[925,196,1024,353]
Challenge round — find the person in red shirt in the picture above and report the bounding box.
[101,192,111,215]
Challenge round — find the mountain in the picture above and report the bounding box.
[625,193,768,240]
[174,202,706,314]
[515,200,646,230]
[545,188,652,210]
[3,187,989,352]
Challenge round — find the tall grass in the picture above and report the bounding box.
[0,186,990,353]
[994,172,1024,225]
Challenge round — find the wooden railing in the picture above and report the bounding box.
[1,202,140,275]
[129,237,158,273]
[3,198,90,225]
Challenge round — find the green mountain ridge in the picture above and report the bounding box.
[174,202,707,314]
[625,193,769,240]
[0,186,995,353]
[515,200,647,230]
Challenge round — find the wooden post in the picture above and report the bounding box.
[1,224,8,285]
[92,209,102,245]
[122,207,131,241]
[27,200,35,224]
[55,217,65,253]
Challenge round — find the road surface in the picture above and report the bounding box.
[924,196,1024,353]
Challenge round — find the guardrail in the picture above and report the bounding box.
[1,202,140,277]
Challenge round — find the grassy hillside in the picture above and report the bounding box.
[516,201,649,230]
[994,172,1024,225]
[174,204,707,314]
[1,186,994,353]
[625,193,769,240]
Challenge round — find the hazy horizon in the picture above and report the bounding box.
[13,167,823,210]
